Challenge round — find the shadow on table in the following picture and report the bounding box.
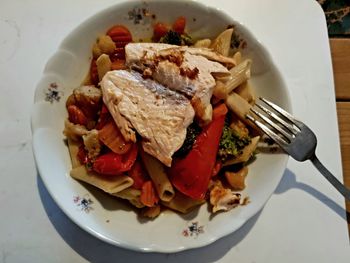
[275,169,349,221]
[37,174,261,263]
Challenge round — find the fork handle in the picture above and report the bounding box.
[310,155,350,201]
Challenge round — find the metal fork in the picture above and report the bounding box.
[246,97,350,201]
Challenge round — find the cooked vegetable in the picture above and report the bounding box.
[128,160,149,190]
[223,136,260,166]
[98,121,132,154]
[217,122,251,163]
[169,104,228,200]
[174,122,202,157]
[140,181,159,207]
[67,105,88,126]
[153,22,169,41]
[159,30,193,46]
[92,144,138,175]
[172,16,186,34]
[107,25,132,43]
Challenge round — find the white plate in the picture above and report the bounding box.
[31,0,291,253]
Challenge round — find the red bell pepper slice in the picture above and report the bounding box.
[169,104,228,200]
[92,143,138,175]
[128,159,149,189]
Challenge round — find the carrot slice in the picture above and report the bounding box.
[173,16,186,34]
[140,181,159,207]
[107,25,131,38]
[111,59,126,70]
[153,22,168,41]
[67,105,88,126]
[111,35,132,43]
[98,121,132,154]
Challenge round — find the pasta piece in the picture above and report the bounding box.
[67,139,81,168]
[93,35,116,58]
[161,192,205,213]
[70,165,134,194]
[213,80,227,99]
[113,188,144,208]
[225,92,252,123]
[223,136,260,166]
[96,54,112,81]
[235,81,256,105]
[193,39,211,48]
[232,51,242,65]
[210,28,234,56]
[227,59,251,89]
[140,151,175,202]
[142,205,161,218]
[213,59,252,99]
[97,35,116,54]
[225,166,248,190]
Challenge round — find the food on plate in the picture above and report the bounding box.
[63,17,260,218]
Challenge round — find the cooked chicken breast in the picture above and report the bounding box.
[101,70,195,167]
[125,43,234,125]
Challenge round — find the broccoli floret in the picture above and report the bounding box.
[159,30,194,46]
[174,122,201,158]
[160,30,182,45]
[218,123,251,163]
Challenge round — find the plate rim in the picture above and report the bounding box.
[31,0,291,253]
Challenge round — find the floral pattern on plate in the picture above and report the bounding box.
[73,194,94,213]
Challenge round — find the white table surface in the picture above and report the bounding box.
[0,0,349,262]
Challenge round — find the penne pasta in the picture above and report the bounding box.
[162,192,205,214]
[232,51,242,65]
[210,28,234,56]
[225,92,252,122]
[67,138,81,168]
[235,80,256,105]
[226,59,252,95]
[70,165,134,194]
[213,59,252,99]
[225,166,248,190]
[140,151,175,202]
[194,38,211,48]
[113,188,144,208]
[96,54,112,81]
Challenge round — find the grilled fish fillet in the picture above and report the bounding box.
[101,70,195,167]
[125,43,234,125]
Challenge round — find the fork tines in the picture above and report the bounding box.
[246,98,300,146]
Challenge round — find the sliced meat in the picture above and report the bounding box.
[101,70,195,167]
[125,43,232,125]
